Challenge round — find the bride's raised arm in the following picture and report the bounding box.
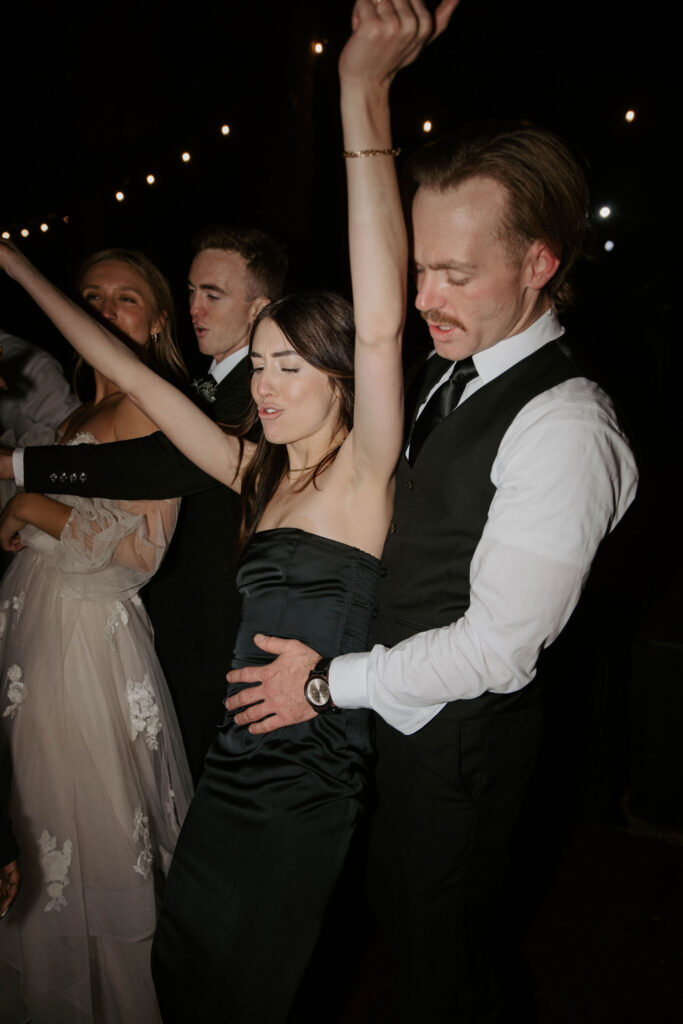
[342,0,458,480]
[0,243,247,490]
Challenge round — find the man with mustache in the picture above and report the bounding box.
[226,125,638,1020]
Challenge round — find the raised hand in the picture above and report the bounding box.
[340,0,459,88]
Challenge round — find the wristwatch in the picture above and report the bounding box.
[304,657,339,714]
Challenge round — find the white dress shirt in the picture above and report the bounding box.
[331,310,638,735]
[208,344,249,385]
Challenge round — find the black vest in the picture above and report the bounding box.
[372,339,580,718]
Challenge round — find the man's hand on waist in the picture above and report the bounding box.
[225,635,320,734]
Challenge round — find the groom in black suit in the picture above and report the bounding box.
[0,226,288,782]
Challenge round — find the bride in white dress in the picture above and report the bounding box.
[0,250,193,1024]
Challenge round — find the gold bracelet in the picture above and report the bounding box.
[342,147,401,158]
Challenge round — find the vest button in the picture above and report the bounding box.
[406,479,414,491]
[388,521,396,534]
[371,607,378,619]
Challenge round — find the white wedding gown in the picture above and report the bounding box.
[0,433,193,1024]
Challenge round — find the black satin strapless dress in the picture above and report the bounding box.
[152,529,379,1023]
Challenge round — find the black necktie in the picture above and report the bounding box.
[408,356,478,466]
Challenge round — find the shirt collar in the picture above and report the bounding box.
[471,309,564,384]
[209,344,249,385]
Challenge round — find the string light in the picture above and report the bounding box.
[312,41,324,55]
[0,67,639,246]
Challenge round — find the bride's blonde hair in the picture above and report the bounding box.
[73,248,187,397]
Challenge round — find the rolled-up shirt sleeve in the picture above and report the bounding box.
[330,379,638,735]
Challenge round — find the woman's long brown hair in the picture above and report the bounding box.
[236,290,355,554]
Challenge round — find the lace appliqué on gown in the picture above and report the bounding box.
[127,675,162,750]
[0,592,25,639]
[132,807,153,879]
[106,600,129,647]
[39,831,73,912]
[2,664,25,719]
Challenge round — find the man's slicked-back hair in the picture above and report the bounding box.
[409,122,590,311]
[193,225,288,302]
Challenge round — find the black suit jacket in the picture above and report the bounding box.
[0,811,19,868]
[22,356,253,782]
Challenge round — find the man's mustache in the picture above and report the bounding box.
[420,310,466,332]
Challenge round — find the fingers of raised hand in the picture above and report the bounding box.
[432,0,460,41]
[349,0,447,74]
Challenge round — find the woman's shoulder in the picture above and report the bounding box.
[112,394,159,441]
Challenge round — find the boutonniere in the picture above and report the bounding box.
[191,375,218,404]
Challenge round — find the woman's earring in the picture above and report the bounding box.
[151,332,160,344]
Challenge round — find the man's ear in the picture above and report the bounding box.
[247,296,271,327]
[524,240,560,293]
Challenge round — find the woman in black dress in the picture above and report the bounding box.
[0,3,457,1018]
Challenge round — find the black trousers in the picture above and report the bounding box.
[372,697,543,1023]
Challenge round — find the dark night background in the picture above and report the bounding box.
[1,1,681,1019]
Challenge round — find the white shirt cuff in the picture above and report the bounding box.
[329,651,371,710]
[12,448,25,488]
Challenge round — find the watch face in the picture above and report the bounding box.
[307,676,330,707]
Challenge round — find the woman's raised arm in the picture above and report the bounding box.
[342,0,458,480]
[0,243,248,490]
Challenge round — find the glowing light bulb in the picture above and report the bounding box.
[625,110,635,122]
[40,223,49,233]
[313,41,324,55]
[221,124,230,136]
[181,151,191,163]
[146,174,156,185]
[21,228,29,238]
[604,240,615,251]
[598,206,611,219]
[1,231,10,240]
[63,215,69,224]
[115,191,125,202]
[422,120,433,133]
